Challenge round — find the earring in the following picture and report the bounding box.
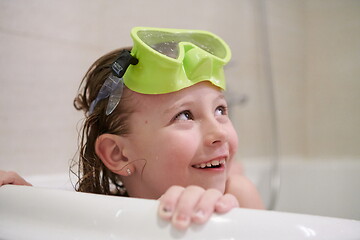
[126,168,132,176]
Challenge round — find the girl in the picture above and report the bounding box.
[0,27,264,230]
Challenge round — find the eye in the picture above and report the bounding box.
[215,105,228,116]
[174,110,194,121]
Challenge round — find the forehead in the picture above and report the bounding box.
[127,81,224,110]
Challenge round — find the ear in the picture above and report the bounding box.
[95,134,134,176]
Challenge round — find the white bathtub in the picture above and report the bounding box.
[21,158,360,222]
[0,185,360,240]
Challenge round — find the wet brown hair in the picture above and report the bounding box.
[72,47,133,196]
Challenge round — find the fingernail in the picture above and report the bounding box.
[193,209,206,221]
[173,213,190,229]
[216,201,226,211]
[159,205,173,218]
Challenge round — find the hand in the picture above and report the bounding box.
[0,170,32,186]
[158,185,239,230]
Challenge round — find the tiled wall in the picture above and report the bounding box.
[0,0,359,176]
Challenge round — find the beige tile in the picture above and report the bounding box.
[0,0,102,48]
[0,31,99,175]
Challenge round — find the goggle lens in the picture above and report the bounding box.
[137,30,228,59]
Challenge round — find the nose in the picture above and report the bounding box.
[203,118,227,146]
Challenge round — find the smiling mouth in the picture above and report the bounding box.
[192,159,226,169]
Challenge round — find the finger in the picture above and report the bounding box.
[0,170,6,185]
[172,185,204,230]
[191,188,222,224]
[0,171,20,185]
[158,185,184,220]
[10,171,32,186]
[215,193,239,213]
[0,171,32,186]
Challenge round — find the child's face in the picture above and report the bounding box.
[123,82,238,199]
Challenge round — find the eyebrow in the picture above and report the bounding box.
[163,93,226,115]
[217,94,226,101]
[163,101,191,115]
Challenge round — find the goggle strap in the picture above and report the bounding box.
[112,50,139,77]
[89,50,138,115]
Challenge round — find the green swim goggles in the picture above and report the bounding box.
[124,27,231,94]
[90,27,231,115]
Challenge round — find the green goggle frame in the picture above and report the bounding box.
[123,27,231,94]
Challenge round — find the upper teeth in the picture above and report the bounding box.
[193,159,226,169]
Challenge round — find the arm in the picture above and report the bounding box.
[0,170,32,187]
[225,174,264,209]
[225,161,265,209]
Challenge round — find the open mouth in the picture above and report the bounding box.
[192,159,226,169]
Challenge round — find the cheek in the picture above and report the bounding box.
[157,132,198,163]
[131,128,198,166]
[227,124,239,154]
[151,131,200,180]
[143,133,199,189]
